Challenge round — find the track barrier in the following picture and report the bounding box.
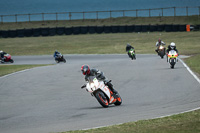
[88,26,96,34]
[56,27,65,35]
[0,24,198,38]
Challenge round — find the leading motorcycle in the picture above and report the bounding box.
[167,50,178,69]
[1,54,14,63]
[81,76,122,108]
[157,44,166,59]
[128,48,136,60]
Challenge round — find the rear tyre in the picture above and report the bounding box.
[95,90,109,108]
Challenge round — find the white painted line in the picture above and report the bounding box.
[179,58,200,84]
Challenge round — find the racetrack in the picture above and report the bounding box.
[0,54,200,133]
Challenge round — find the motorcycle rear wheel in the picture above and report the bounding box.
[95,91,109,108]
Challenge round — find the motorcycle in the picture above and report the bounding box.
[1,54,14,63]
[157,44,166,59]
[55,53,66,63]
[167,50,178,69]
[81,76,122,108]
[128,48,136,60]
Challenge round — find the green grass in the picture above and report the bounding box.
[0,64,50,77]
[60,109,200,133]
[0,32,200,55]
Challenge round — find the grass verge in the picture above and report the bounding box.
[0,64,51,77]
[61,109,200,133]
[0,32,200,55]
[184,54,200,75]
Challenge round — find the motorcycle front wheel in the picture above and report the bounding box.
[63,58,66,63]
[95,90,109,108]
[10,59,14,63]
[114,93,122,106]
[170,59,175,69]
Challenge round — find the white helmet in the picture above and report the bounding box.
[0,50,3,53]
[170,42,175,49]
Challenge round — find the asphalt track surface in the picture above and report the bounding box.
[0,54,200,133]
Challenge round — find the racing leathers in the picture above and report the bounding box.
[0,51,7,63]
[166,45,178,54]
[155,41,166,53]
[126,44,134,52]
[84,68,117,94]
[53,51,61,59]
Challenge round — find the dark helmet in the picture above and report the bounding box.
[81,65,90,75]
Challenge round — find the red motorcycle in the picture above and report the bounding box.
[1,54,14,63]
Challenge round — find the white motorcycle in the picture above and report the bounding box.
[167,50,178,69]
[81,76,122,108]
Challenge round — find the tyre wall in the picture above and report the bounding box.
[1,24,197,38]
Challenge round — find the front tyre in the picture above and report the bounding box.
[95,90,109,108]
[114,93,122,106]
[170,59,175,69]
[10,59,14,63]
[133,54,136,60]
[63,58,66,63]
[160,50,164,59]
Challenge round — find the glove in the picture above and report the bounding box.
[81,84,86,89]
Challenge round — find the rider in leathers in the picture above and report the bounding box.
[81,65,117,95]
[155,39,166,54]
[166,42,179,62]
[0,50,7,63]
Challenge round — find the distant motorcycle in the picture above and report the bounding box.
[128,48,136,60]
[157,44,166,59]
[167,50,178,69]
[55,53,66,63]
[1,54,14,63]
[81,76,122,108]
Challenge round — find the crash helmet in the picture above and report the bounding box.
[0,50,3,53]
[170,42,176,49]
[81,65,90,75]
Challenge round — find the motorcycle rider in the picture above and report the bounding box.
[0,50,7,63]
[81,65,117,95]
[155,39,166,53]
[126,43,135,52]
[53,50,61,59]
[126,43,135,57]
[166,42,179,62]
